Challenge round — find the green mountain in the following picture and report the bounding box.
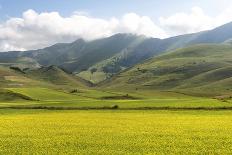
[100,44,232,97]
[1,22,232,83]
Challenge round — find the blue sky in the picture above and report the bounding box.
[0,0,232,51]
[0,0,230,20]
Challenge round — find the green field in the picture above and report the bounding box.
[1,87,231,109]
[0,110,232,154]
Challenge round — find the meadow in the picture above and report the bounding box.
[0,110,232,154]
[1,87,231,109]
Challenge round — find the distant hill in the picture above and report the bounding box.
[24,66,92,87]
[0,66,90,91]
[100,44,232,96]
[1,22,232,83]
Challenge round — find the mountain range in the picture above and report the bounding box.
[1,21,232,96]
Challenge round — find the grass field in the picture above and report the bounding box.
[1,87,231,109]
[0,110,232,154]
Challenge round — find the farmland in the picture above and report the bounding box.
[0,110,232,154]
[0,86,231,154]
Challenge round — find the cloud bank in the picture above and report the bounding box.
[0,7,232,51]
[159,7,232,36]
[0,10,167,51]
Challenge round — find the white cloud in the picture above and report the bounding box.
[159,7,232,36]
[0,10,167,51]
[120,13,167,38]
[1,7,232,52]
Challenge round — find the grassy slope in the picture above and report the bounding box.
[13,65,93,89]
[0,66,95,102]
[24,66,92,88]
[0,49,230,109]
[0,66,41,88]
[60,34,142,72]
[0,64,228,109]
[77,36,148,83]
[101,44,232,96]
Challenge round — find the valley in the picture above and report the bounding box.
[0,21,232,154]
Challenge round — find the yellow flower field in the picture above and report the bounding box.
[0,110,231,154]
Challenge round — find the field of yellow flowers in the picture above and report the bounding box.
[0,110,231,154]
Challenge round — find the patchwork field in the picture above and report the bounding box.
[0,110,232,154]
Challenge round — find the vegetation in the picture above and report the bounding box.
[2,22,232,83]
[0,22,232,154]
[101,44,232,96]
[0,110,231,154]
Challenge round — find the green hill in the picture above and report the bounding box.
[101,44,232,96]
[1,22,232,84]
[24,66,92,87]
[0,65,92,101]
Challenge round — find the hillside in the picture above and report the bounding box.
[0,34,146,72]
[77,37,164,83]
[24,66,93,87]
[100,44,232,96]
[0,66,91,90]
[1,22,232,83]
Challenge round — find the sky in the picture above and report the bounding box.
[0,0,232,51]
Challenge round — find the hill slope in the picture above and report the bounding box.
[24,66,92,87]
[0,66,91,89]
[101,44,232,96]
[1,22,232,83]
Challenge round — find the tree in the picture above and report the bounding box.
[90,68,97,74]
